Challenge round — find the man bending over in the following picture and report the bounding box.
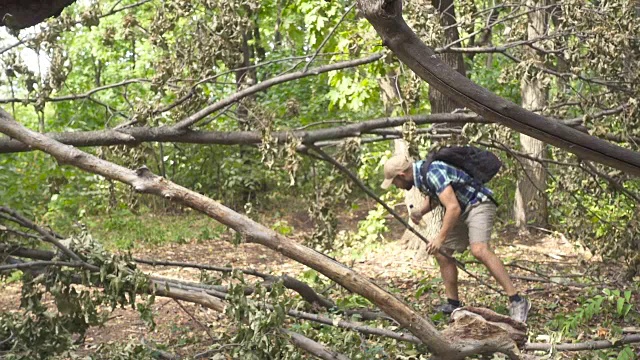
[381,154,531,322]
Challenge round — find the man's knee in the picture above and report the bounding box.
[434,248,455,265]
[470,243,491,260]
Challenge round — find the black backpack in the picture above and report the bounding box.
[420,146,501,205]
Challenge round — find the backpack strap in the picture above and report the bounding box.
[419,160,437,198]
[464,178,500,207]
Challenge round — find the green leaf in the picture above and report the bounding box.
[617,297,625,316]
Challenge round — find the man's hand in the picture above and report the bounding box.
[426,236,444,254]
[410,211,423,225]
[409,196,431,224]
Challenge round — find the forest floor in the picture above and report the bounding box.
[0,199,638,359]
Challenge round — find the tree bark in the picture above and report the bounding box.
[514,0,549,228]
[428,0,466,111]
[356,0,640,177]
[0,0,76,30]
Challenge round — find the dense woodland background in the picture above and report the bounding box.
[0,0,638,359]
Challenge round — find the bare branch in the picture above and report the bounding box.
[0,206,85,263]
[303,3,356,72]
[0,260,85,272]
[0,79,152,105]
[435,32,572,54]
[0,244,56,261]
[581,161,640,203]
[0,113,480,154]
[173,299,217,342]
[525,335,640,351]
[280,329,350,360]
[0,224,40,240]
[171,53,383,130]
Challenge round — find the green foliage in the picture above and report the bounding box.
[222,272,299,359]
[80,342,154,360]
[0,230,154,359]
[548,287,640,359]
[548,164,640,274]
[79,209,224,250]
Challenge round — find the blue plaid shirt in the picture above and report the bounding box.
[413,160,493,209]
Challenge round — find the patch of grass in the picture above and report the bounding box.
[83,209,227,250]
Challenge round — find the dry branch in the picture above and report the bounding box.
[0,206,90,266]
[525,334,640,351]
[3,213,634,354]
[171,54,383,130]
[0,113,480,154]
[281,329,350,360]
[0,260,86,272]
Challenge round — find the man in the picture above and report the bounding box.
[381,154,531,323]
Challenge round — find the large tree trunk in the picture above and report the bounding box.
[428,0,466,109]
[403,0,466,257]
[514,0,549,228]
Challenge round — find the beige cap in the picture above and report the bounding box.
[381,155,412,189]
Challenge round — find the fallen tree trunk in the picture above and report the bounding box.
[356,0,640,176]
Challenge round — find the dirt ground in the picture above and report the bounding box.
[0,205,638,359]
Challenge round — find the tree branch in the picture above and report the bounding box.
[0,79,152,105]
[0,206,85,263]
[280,329,350,360]
[171,53,383,130]
[0,113,480,154]
[0,260,85,272]
[303,3,356,72]
[525,334,640,351]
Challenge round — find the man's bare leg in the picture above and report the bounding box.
[434,248,459,301]
[470,242,517,296]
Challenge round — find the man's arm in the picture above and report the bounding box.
[426,185,461,254]
[410,196,433,224]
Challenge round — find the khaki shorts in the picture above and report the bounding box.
[444,201,496,252]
